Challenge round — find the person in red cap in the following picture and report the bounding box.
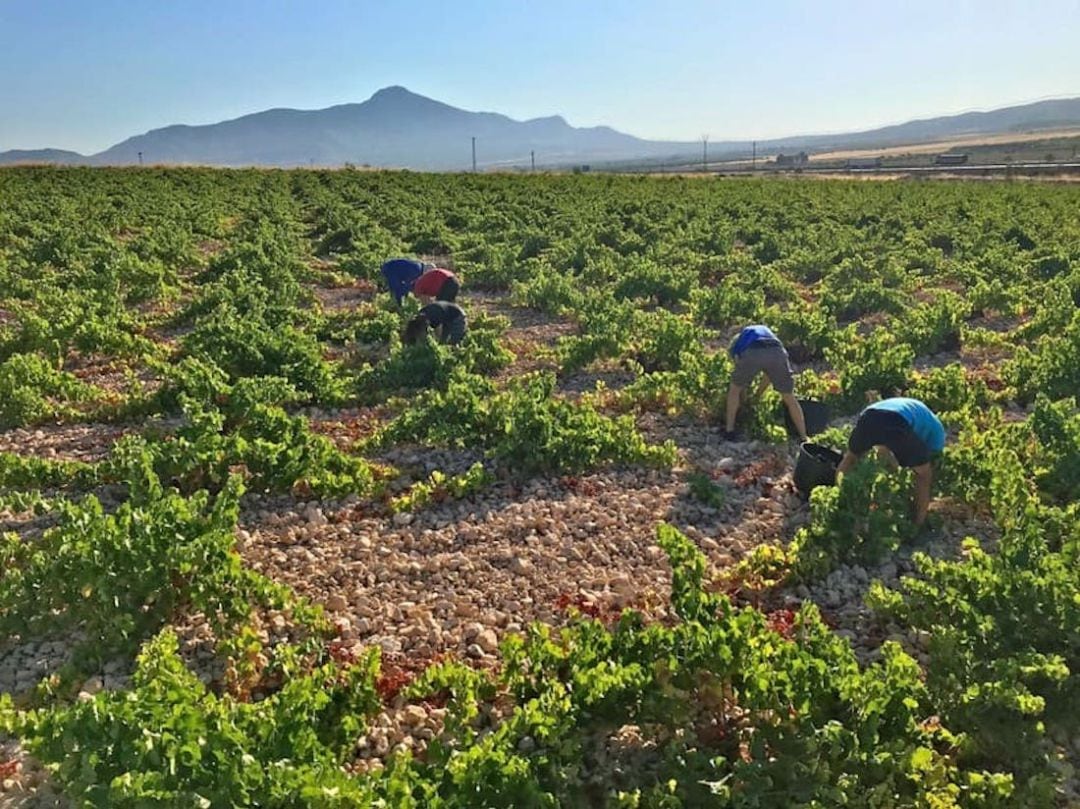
[412,265,460,304]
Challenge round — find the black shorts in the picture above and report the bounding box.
[848,408,933,468]
[436,277,460,302]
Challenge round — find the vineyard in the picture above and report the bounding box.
[0,167,1079,807]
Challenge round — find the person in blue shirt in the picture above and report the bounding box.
[724,325,808,442]
[380,258,432,305]
[837,397,946,526]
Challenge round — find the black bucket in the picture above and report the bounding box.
[783,398,831,438]
[794,442,843,497]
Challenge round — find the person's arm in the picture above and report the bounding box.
[912,463,933,526]
[836,450,860,475]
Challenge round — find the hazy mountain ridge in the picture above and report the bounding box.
[0,148,86,166]
[2,88,1079,169]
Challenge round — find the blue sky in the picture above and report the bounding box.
[1,0,1077,153]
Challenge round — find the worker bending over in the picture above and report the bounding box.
[724,325,807,442]
[381,258,425,305]
[403,302,468,346]
[381,260,460,305]
[837,397,945,526]
[413,265,460,304]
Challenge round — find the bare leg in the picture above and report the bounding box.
[725,384,743,432]
[781,392,808,441]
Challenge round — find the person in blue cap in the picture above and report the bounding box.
[380,258,429,305]
[836,397,946,526]
[724,324,807,442]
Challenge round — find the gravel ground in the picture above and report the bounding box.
[236,424,799,665]
[0,424,130,464]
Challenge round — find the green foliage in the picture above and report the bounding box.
[790,458,918,578]
[1028,395,1080,503]
[0,471,284,656]
[689,276,765,328]
[820,256,909,321]
[389,462,493,513]
[183,308,347,404]
[612,257,692,306]
[686,471,726,509]
[907,363,991,417]
[1006,310,1080,405]
[370,370,676,476]
[11,525,1015,807]
[891,292,970,355]
[826,330,915,412]
[510,268,586,315]
[17,629,380,807]
[869,460,1079,799]
[0,451,98,491]
[0,352,103,428]
[936,414,1026,506]
[316,304,402,345]
[126,376,381,497]
[556,298,635,374]
[356,317,514,403]
[767,303,835,362]
[619,349,732,421]
[628,309,704,374]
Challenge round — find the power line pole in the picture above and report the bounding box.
[531,150,535,172]
[752,141,757,172]
[701,134,709,173]
[137,151,143,167]
[471,137,477,172]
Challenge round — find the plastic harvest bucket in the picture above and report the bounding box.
[783,398,831,438]
[794,442,843,496]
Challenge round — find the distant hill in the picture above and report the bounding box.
[90,87,689,170]
[2,89,1079,170]
[0,148,86,166]
[655,97,1080,164]
[759,97,1080,152]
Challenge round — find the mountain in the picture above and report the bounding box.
[0,148,86,166]
[638,97,1080,164]
[90,86,688,169]
[2,89,1079,170]
[758,97,1080,152]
